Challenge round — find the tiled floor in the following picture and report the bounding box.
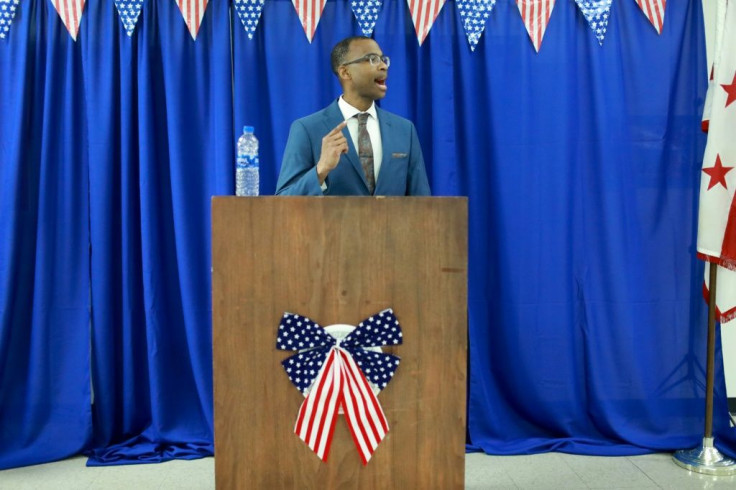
[1,452,735,489]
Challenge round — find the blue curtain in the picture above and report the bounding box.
[2,0,735,470]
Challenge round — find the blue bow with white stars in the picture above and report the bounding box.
[276,309,402,394]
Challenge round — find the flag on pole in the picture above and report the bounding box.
[516,0,557,53]
[174,0,209,40]
[698,0,736,325]
[634,0,666,34]
[51,0,86,40]
[406,0,447,46]
[292,0,326,42]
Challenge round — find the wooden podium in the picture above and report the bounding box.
[211,197,467,489]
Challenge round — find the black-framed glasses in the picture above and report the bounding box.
[342,53,391,68]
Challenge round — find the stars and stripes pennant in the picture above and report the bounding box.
[234,0,265,39]
[350,0,383,37]
[574,0,613,45]
[0,0,20,40]
[292,0,326,43]
[516,0,557,53]
[277,309,402,463]
[407,0,447,46]
[51,0,86,40]
[455,0,497,52]
[174,0,208,40]
[698,0,736,325]
[634,0,665,34]
[114,0,145,37]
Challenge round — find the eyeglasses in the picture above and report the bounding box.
[341,53,391,68]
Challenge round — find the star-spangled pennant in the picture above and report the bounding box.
[350,0,383,37]
[634,0,665,35]
[574,0,613,46]
[114,0,145,37]
[234,0,265,39]
[292,0,326,43]
[0,0,20,40]
[51,0,86,41]
[455,0,496,52]
[174,0,208,40]
[406,0,447,46]
[276,309,402,394]
[516,0,557,53]
[697,0,736,325]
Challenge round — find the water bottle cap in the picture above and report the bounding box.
[243,125,254,133]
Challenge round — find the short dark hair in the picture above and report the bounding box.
[330,36,373,75]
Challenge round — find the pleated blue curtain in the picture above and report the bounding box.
[1,0,734,471]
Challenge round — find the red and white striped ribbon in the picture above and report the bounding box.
[634,0,666,35]
[294,347,389,465]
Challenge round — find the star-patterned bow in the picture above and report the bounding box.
[276,309,402,464]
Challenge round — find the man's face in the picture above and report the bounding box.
[341,39,388,102]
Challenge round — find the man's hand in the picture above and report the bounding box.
[316,121,348,184]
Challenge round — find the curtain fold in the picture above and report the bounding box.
[1,0,733,470]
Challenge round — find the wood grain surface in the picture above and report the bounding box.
[212,196,467,489]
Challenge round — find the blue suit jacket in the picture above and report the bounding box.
[275,100,431,196]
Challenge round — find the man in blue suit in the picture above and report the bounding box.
[275,36,431,196]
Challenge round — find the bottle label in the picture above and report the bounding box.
[237,154,259,169]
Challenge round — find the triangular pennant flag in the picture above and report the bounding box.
[0,0,21,40]
[114,0,145,37]
[455,0,497,52]
[574,0,613,45]
[406,0,447,45]
[234,0,265,39]
[634,0,665,34]
[516,0,557,52]
[350,0,383,37]
[174,0,209,40]
[50,0,86,40]
[292,0,326,43]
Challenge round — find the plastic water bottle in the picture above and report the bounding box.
[236,126,259,196]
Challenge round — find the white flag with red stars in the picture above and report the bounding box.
[698,0,736,325]
[407,0,447,46]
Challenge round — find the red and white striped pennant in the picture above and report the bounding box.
[292,0,327,43]
[50,0,86,41]
[175,0,209,40]
[516,0,556,53]
[634,0,666,34]
[406,0,448,46]
[294,347,389,464]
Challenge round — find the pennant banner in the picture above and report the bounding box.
[407,0,447,45]
[350,0,383,37]
[115,0,145,37]
[234,0,265,39]
[697,0,736,325]
[634,0,666,34]
[516,0,556,52]
[175,0,208,40]
[574,0,613,45]
[51,0,86,40]
[0,0,20,40]
[276,309,402,464]
[456,0,497,52]
[292,0,326,42]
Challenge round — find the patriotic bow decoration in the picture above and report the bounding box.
[276,309,402,464]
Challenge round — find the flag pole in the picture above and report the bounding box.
[673,263,736,475]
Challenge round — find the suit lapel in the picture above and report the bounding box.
[322,100,370,191]
[376,107,397,191]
